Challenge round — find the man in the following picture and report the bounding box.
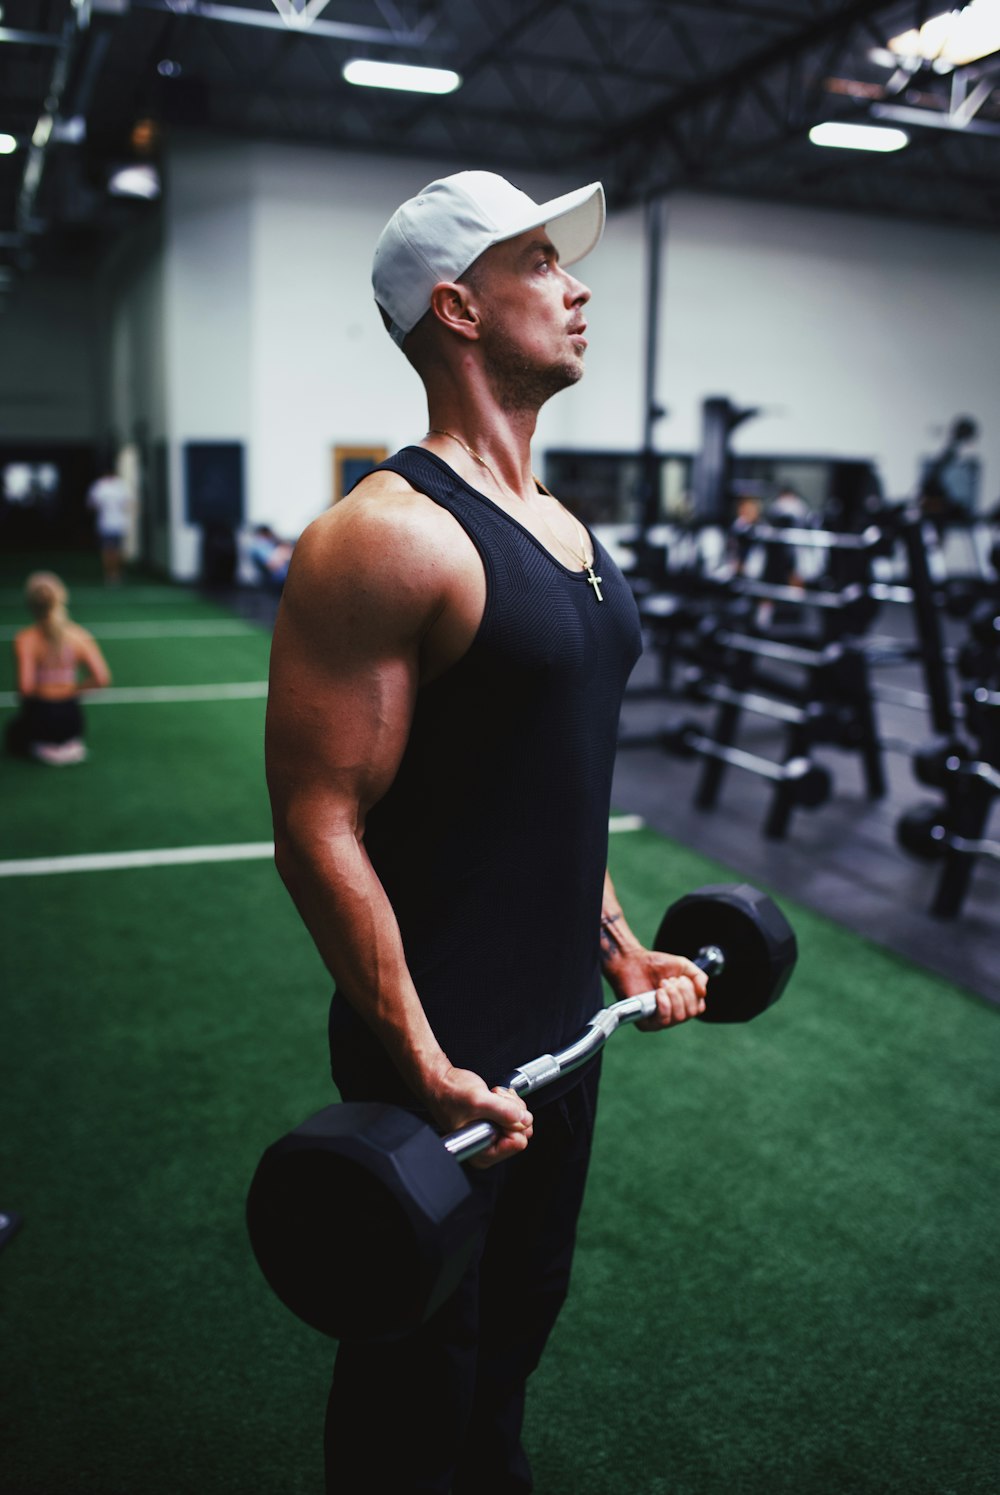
[86,467,133,585]
[264,171,707,1494]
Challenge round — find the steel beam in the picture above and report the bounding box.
[872,102,1000,138]
[131,0,434,46]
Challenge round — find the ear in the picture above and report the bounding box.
[428,281,481,342]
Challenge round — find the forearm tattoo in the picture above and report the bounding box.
[600,911,624,963]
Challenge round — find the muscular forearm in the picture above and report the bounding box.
[598,868,708,1025]
[599,869,644,974]
[273,818,533,1156]
[274,819,449,1098]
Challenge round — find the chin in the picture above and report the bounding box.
[490,344,585,410]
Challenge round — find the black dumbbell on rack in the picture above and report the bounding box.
[897,692,1000,917]
[957,605,1000,688]
[661,718,832,839]
[692,627,885,800]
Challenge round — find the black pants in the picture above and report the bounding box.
[323,1061,600,1495]
[4,696,84,756]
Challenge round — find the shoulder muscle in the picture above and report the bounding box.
[282,473,475,665]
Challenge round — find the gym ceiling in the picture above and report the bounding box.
[2,0,1000,281]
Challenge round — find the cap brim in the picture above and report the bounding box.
[535,182,606,267]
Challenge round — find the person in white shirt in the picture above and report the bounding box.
[86,470,133,584]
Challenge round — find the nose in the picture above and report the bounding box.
[561,267,591,307]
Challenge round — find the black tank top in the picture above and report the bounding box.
[328,447,642,1103]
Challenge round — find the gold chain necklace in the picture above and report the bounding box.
[427,429,604,602]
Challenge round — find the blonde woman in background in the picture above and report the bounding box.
[5,573,111,765]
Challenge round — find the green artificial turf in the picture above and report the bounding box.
[1,699,272,858]
[533,831,1000,1495]
[1,568,998,1493]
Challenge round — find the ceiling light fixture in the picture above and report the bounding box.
[0,133,17,155]
[887,0,1000,70]
[808,121,910,152]
[53,116,86,144]
[342,59,461,94]
[108,164,161,199]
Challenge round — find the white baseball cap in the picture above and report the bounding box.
[372,170,606,347]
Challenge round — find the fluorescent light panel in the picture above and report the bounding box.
[108,164,161,199]
[342,59,460,94]
[889,0,1000,68]
[809,121,909,152]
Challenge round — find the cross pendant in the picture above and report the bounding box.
[585,564,604,602]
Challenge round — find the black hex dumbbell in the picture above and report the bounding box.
[246,883,797,1342]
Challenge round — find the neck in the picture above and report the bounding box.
[423,359,541,500]
[424,410,538,502]
[423,403,601,594]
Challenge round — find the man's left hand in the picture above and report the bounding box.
[608,948,708,1030]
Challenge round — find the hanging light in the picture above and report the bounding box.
[808,121,910,152]
[888,1,1000,71]
[342,59,461,94]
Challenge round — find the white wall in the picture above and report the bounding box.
[152,139,999,576]
[247,145,439,536]
[164,141,253,576]
[100,217,170,566]
[656,192,1000,504]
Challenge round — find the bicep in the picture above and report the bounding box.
[264,487,472,862]
[265,526,426,850]
[266,612,417,843]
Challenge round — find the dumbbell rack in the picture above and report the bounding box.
[899,686,1000,919]
[867,506,1000,917]
[617,501,1000,923]
[694,628,885,799]
[619,520,889,837]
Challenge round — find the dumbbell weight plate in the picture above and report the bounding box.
[654,882,797,1023]
[896,803,949,862]
[913,738,970,790]
[246,1101,479,1341]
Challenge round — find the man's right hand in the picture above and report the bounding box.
[425,1066,534,1168]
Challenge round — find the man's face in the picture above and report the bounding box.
[465,230,592,411]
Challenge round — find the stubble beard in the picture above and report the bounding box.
[481,323,584,415]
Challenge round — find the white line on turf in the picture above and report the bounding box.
[608,814,645,833]
[0,681,269,707]
[0,818,643,879]
[0,843,277,878]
